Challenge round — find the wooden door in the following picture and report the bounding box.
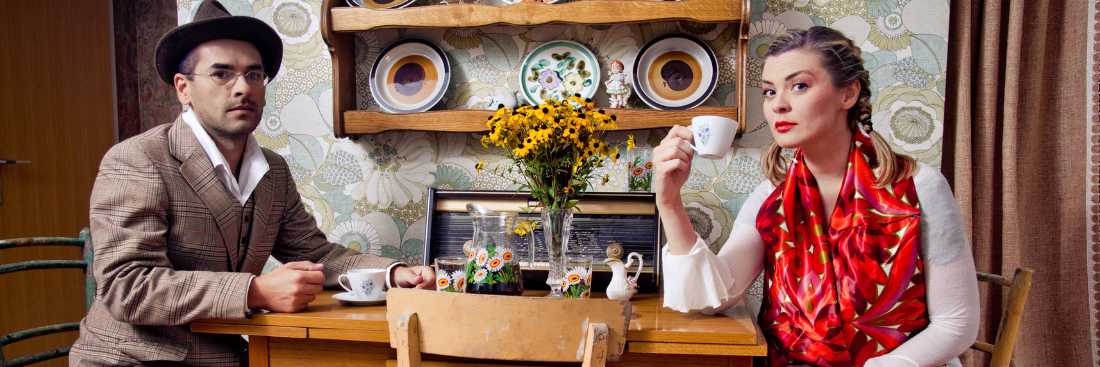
[0,0,115,365]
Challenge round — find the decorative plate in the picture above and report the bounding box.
[519,40,600,105]
[632,34,717,110]
[370,39,451,113]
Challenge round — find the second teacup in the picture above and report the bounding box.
[338,268,387,299]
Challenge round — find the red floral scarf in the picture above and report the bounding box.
[755,133,928,366]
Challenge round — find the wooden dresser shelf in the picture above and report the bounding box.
[320,0,751,137]
[330,0,742,32]
[343,106,738,134]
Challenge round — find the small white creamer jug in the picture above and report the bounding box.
[604,243,643,301]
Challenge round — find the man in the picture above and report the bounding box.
[70,1,434,365]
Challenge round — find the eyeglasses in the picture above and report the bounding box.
[186,69,269,86]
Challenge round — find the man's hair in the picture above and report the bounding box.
[178,49,200,79]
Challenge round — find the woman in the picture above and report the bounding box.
[654,27,979,367]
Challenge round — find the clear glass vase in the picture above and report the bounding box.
[541,207,574,298]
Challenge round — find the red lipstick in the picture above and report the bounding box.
[774,120,797,133]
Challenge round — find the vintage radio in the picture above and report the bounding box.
[423,188,662,292]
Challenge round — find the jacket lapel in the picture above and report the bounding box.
[170,119,243,270]
[242,160,274,274]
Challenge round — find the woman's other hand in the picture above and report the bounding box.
[652,125,695,205]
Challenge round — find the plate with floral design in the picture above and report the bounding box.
[519,40,600,105]
[633,34,717,110]
[370,39,451,113]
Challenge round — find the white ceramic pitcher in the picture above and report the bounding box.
[605,252,643,301]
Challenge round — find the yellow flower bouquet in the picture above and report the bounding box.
[479,95,620,210]
[479,94,621,297]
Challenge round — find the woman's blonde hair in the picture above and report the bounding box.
[760,26,915,187]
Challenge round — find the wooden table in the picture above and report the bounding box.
[192,291,766,366]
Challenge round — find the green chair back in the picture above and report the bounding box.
[0,228,92,367]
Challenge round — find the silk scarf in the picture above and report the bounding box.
[755,133,928,366]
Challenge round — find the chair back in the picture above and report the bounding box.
[0,228,92,367]
[386,288,630,367]
[971,267,1034,367]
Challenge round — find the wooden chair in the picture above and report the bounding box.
[0,228,93,367]
[971,268,1034,367]
[386,288,631,367]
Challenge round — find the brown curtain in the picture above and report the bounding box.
[944,0,1088,366]
[113,0,179,141]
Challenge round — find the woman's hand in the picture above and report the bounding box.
[652,125,695,205]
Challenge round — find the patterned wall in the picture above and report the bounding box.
[176,0,949,280]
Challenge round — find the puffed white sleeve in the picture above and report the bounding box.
[865,164,980,367]
[661,180,772,314]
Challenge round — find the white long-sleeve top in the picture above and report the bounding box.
[662,163,979,367]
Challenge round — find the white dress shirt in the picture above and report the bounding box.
[183,109,269,205]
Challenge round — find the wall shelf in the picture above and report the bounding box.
[343,106,738,134]
[320,0,750,137]
[329,0,742,32]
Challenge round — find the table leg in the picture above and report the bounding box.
[250,335,270,367]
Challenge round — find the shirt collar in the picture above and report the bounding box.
[182,109,269,205]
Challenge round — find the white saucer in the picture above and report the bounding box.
[333,292,386,306]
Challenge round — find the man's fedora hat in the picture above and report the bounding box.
[155,0,283,85]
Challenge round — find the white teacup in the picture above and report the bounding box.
[338,268,387,299]
[689,115,737,159]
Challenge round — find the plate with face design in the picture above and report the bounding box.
[370,39,451,113]
[519,40,601,105]
[632,34,717,110]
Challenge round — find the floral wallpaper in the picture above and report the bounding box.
[176,0,949,296]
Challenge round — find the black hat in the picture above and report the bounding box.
[154,0,283,85]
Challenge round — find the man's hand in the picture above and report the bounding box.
[247,261,325,312]
[392,265,436,289]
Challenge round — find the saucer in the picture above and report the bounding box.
[333,291,386,306]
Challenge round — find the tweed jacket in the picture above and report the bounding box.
[70,118,392,366]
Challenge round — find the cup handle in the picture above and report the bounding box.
[338,274,353,293]
[626,252,644,283]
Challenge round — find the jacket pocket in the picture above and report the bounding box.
[117,338,188,362]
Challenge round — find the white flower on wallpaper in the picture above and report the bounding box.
[327,212,400,254]
[872,85,944,153]
[255,0,328,71]
[261,0,319,45]
[432,133,480,189]
[352,132,437,208]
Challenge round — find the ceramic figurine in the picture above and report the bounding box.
[604,242,643,301]
[604,60,632,108]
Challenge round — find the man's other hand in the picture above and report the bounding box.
[247,261,325,312]
[392,265,436,289]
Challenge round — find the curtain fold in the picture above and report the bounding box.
[945,0,1088,366]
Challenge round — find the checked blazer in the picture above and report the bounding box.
[70,117,392,366]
